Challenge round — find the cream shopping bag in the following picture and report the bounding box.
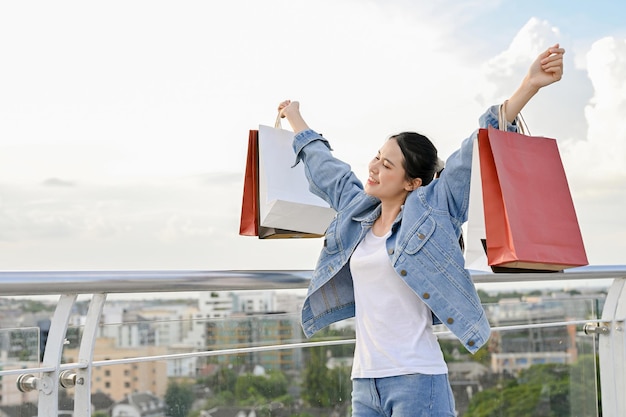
[465,136,491,272]
[256,118,336,236]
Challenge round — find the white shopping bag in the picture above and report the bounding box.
[257,123,336,236]
[464,137,491,272]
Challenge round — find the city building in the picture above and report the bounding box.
[486,295,592,375]
[110,391,166,417]
[63,337,168,402]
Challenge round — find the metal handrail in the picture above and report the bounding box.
[1,265,625,296]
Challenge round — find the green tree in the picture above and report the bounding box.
[204,390,236,409]
[477,289,498,304]
[469,345,490,366]
[301,345,351,409]
[200,368,293,410]
[302,346,331,407]
[234,371,288,405]
[569,354,600,417]
[165,381,195,417]
[310,327,355,358]
[327,366,351,406]
[465,363,571,417]
[21,299,54,313]
[204,365,237,394]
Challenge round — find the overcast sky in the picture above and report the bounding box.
[1,1,625,294]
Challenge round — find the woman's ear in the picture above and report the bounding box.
[406,178,422,191]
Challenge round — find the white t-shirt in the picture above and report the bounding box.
[350,229,448,378]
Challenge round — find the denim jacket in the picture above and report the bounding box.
[293,105,516,354]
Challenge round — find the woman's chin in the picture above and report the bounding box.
[364,187,378,198]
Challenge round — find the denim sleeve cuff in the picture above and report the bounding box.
[479,104,519,132]
[292,129,333,165]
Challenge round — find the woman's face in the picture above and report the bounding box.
[365,138,417,203]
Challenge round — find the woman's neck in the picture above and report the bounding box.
[372,203,403,237]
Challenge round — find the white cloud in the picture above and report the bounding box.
[558,36,626,200]
[476,18,592,144]
[558,36,626,265]
[577,37,626,177]
[481,17,561,92]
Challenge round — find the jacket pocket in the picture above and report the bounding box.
[403,217,436,254]
[323,219,340,255]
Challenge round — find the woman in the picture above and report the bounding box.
[278,45,565,416]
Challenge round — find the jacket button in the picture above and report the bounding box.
[400,270,407,276]
[388,248,394,255]
[468,340,475,347]
[417,233,425,239]
[447,318,454,324]
[422,292,430,299]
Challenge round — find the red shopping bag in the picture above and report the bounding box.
[477,125,588,271]
[239,130,260,237]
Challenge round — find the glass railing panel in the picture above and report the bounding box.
[460,297,600,417]
[2,293,606,417]
[63,296,603,416]
[62,310,355,369]
[0,327,41,407]
[59,311,356,416]
[193,343,353,417]
[57,338,601,417]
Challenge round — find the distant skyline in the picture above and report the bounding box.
[1,1,625,296]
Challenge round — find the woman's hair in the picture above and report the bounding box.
[391,132,464,249]
[389,132,439,186]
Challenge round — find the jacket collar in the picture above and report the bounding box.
[353,202,405,228]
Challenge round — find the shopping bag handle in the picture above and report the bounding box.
[274,113,283,129]
[499,101,530,135]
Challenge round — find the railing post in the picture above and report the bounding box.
[38,294,78,417]
[598,277,626,416]
[73,293,107,417]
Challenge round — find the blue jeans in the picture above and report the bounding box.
[351,374,456,417]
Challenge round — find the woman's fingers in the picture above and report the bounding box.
[539,46,564,81]
[541,52,564,65]
[277,100,291,111]
[277,100,291,117]
[542,56,564,80]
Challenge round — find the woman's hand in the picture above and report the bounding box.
[525,43,565,90]
[504,44,565,123]
[278,100,300,119]
[277,99,310,133]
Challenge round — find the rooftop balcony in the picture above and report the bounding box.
[1,266,625,417]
